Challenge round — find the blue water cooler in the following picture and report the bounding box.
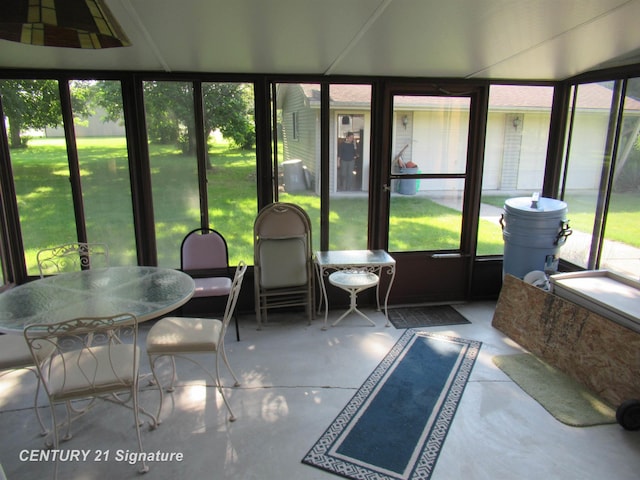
[501,194,572,278]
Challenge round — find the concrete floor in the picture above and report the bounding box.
[1,302,639,479]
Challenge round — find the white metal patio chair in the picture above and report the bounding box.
[36,242,109,277]
[23,313,155,475]
[146,261,247,423]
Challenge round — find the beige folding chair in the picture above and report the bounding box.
[180,228,239,340]
[253,203,314,328]
[24,313,155,475]
[0,334,53,436]
[146,261,247,423]
[36,242,109,277]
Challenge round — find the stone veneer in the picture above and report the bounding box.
[492,274,640,407]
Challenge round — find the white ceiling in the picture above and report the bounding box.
[1,0,640,80]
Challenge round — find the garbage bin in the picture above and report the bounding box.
[501,195,572,278]
[398,167,418,195]
[282,159,306,192]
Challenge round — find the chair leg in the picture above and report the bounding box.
[31,371,48,436]
[148,354,165,424]
[167,356,178,392]
[214,352,236,422]
[62,402,74,441]
[131,383,150,473]
[219,342,240,387]
[48,401,60,477]
[332,288,376,327]
[45,402,57,447]
[256,299,270,330]
[256,303,262,330]
[148,352,239,423]
[234,314,240,341]
[307,292,314,325]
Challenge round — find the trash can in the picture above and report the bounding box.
[398,167,418,195]
[282,159,306,192]
[501,194,572,279]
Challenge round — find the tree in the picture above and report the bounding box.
[0,79,62,148]
[202,82,255,150]
[93,80,255,157]
[0,79,94,148]
[142,81,192,149]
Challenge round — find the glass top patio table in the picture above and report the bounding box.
[315,249,396,268]
[0,266,195,333]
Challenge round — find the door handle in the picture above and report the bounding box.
[383,184,390,192]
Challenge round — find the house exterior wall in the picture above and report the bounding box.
[392,108,470,193]
[45,107,125,137]
[411,109,469,175]
[279,85,318,190]
[483,111,550,192]
[516,113,549,190]
[483,113,506,190]
[564,112,610,190]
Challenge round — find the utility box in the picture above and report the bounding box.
[282,159,306,192]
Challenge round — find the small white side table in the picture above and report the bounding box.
[315,250,396,330]
[328,270,379,326]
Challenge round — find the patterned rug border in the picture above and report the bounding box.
[302,329,482,480]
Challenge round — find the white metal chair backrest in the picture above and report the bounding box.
[36,242,110,277]
[23,313,152,474]
[23,313,139,400]
[221,261,248,332]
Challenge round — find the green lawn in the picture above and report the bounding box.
[10,137,505,271]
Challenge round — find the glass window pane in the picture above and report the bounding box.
[0,79,75,276]
[275,83,372,251]
[389,95,468,253]
[392,95,469,175]
[560,82,616,269]
[478,85,553,256]
[70,80,137,265]
[274,83,321,250]
[202,82,257,265]
[330,85,371,250]
[0,219,6,284]
[600,77,640,279]
[389,179,464,251]
[143,81,200,268]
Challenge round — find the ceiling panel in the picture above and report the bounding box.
[0,0,638,80]
[328,0,639,79]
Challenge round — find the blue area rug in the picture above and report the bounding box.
[302,329,481,480]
